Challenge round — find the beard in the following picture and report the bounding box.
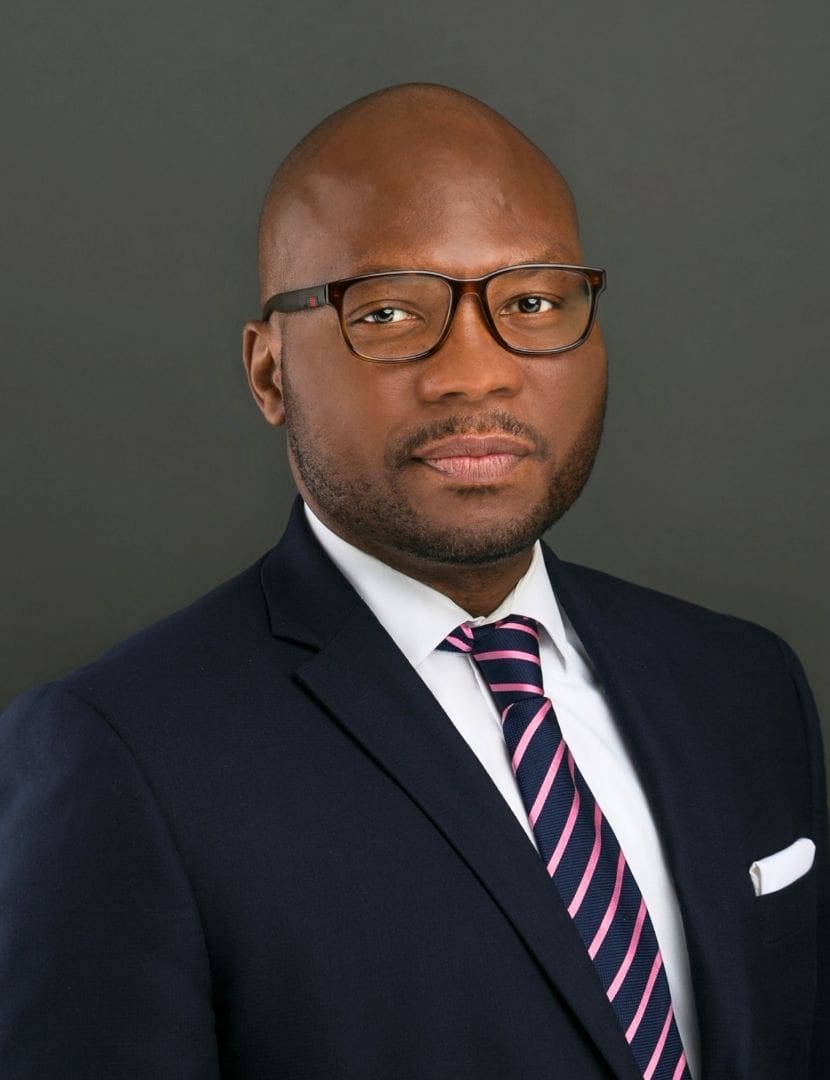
[282,361,606,567]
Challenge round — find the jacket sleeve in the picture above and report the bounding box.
[776,637,830,1080]
[0,683,219,1079]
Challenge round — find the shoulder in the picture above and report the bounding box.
[2,552,289,739]
[559,555,783,645]
[78,555,271,684]
[543,557,815,717]
[553,554,825,797]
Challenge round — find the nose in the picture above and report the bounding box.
[414,294,525,404]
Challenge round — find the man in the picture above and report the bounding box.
[0,84,826,1078]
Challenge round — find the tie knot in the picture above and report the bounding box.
[438,615,545,713]
[439,614,541,657]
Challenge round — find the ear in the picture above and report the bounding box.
[242,319,285,427]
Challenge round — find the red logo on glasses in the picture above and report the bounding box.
[307,296,318,308]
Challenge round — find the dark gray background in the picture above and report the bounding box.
[2,2,828,777]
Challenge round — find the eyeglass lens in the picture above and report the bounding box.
[342,268,593,360]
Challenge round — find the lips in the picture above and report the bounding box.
[413,434,533,484]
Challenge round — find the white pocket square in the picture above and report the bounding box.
[749,837,816,897]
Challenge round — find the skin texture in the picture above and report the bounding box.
[243,84,607,616]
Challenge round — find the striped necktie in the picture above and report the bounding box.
[438,614,690,1080]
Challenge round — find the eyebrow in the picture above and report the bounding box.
[322,254,582,281]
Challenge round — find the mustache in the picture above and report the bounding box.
[389,410,551,467]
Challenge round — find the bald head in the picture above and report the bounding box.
[243,83,607,603]
[256,83,579,301]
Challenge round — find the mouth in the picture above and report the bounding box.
[413,434,534,484]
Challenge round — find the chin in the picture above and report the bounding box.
[383,502,564,567]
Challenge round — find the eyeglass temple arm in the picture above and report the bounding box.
[262,284,329,320]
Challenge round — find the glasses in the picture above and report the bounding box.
[261,263,606,363]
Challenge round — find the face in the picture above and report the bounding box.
[247,118,607,579]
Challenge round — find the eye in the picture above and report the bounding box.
[359,307,416,324]
[502,295,557,315]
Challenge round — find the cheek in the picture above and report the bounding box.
[531,344,607,430]
[284,324,414,459]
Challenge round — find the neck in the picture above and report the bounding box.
[303,500,535,616]
[396,550,533,617]
[344,530,533,615]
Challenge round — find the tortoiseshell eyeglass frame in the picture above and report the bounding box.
[261,263,606,363]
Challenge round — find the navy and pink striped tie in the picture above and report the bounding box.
[439,614,690,1080]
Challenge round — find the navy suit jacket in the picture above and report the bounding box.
[1,500,828,1078]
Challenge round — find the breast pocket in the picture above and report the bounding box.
[756,866,817,945]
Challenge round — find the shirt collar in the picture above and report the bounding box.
[304,504,570,670]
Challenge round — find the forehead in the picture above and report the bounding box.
[267,123,582,288]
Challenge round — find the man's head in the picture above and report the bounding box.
[244,84,607,598]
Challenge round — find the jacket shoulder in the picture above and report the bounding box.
[560,557,777,635]
[553,556,798,679]
[11,554,289,723]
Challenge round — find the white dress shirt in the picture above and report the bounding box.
[306,504,700,1077]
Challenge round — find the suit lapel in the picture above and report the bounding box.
[261,503,642,1080]
[544,548,752,1077]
